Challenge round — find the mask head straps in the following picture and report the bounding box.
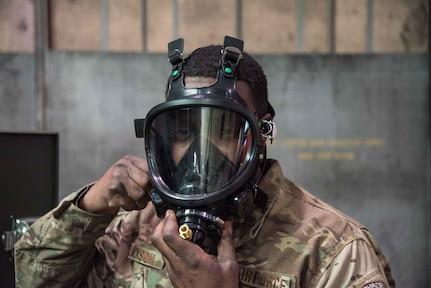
[221,36,244,77]
[166,36,248,107]
[168,38,184,80]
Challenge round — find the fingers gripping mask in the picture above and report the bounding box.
[134,36,266,255]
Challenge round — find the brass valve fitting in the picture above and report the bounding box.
[179,224,193,240]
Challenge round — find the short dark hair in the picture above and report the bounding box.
[179,45,273,118]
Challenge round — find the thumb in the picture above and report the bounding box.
[217,221,237,262]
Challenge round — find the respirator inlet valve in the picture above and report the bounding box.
[179,224,193,240]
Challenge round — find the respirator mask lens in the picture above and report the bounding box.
[147,106,254,197]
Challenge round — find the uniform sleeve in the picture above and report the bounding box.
[14,184,116,288]
[314,238,394,288]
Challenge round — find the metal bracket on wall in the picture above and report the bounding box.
[1,216,39,261]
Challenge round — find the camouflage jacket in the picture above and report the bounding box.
[14,160,395,288]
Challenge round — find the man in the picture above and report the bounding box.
[14,37,395,288]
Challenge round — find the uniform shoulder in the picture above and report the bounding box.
[283,178,366,230]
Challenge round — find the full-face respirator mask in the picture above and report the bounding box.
[134,36,276,255]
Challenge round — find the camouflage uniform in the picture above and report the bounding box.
[15,160,395,288]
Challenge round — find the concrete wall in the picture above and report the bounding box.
[0,52,429,287]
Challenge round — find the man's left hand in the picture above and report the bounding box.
[151,210,239,288]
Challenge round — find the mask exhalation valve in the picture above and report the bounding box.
[176,209,225,255]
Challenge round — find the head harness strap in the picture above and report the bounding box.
[166,36,247,108]
[221,36,244,77]
[168,38,184,80]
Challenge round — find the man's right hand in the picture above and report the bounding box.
[78,155,152,215]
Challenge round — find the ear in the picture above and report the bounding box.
[260,112,273,121]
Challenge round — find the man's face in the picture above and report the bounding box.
[171,77,255,166]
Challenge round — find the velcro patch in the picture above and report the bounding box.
[239,265,295,288]
[128,242,164,270]
[361,281,386,288]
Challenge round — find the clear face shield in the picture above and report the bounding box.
[147,106,255,198]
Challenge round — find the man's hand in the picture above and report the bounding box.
[151,210,239,288]
[79,155,152,215]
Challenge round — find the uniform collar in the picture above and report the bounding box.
[233,159,283,247]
